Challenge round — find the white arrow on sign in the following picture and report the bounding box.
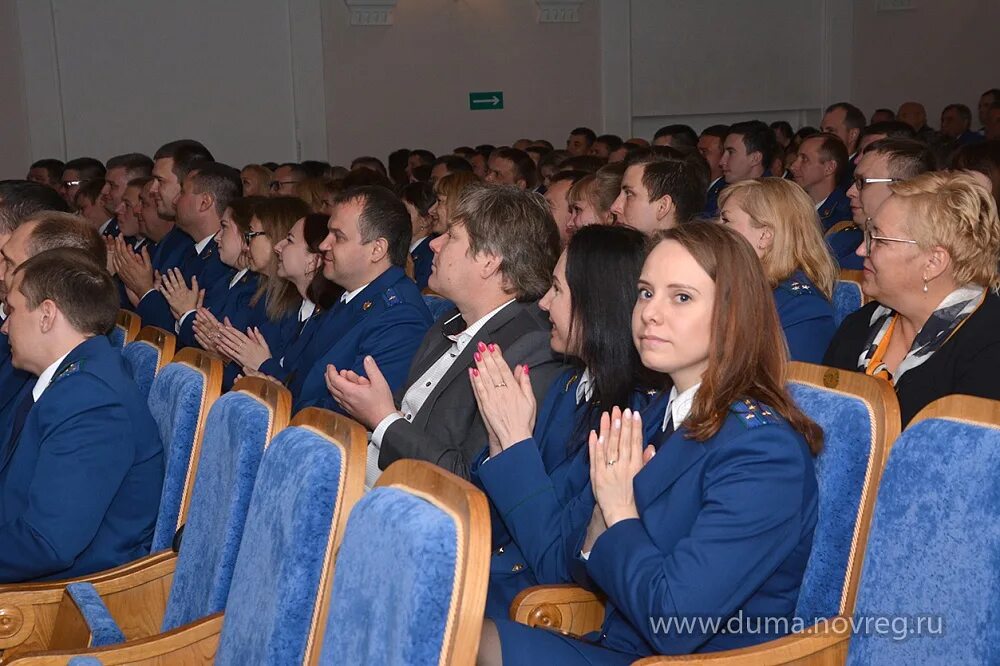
[472,96,501,106]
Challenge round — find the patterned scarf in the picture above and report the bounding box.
[857,286,986,384]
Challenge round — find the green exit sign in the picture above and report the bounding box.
[469,91,503,111]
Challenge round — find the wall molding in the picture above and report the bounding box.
[343,0,396,26]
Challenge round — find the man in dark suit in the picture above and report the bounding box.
[327,183,564,481]
[135,161,239,330]
[291,186,433,412]
[0,248,163,582]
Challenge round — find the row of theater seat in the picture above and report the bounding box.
[1,285,994,664]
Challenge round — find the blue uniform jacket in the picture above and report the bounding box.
[569,399,818,657]
[289,266,433,413]
[410,235,436,291]
[475,379,664,618]
[817,188,853,233]
[177,267,249,348]
[136,235,228,331]
[0,336,164,582]
[259,307,328,383]
[117,237,158,310]
[700,177,726,219]
[773,271,837,364]
[0,332,32,439]
[826,223,863,270]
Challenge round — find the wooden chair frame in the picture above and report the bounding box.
[5,407,367,666]
[511,362,902,665]
[369,460,491,666]
[115,310,141,345]
[129,327,177,375]
[0,373,287,663]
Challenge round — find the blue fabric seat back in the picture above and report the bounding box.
[832,280,862,326]
[319,487,459,665]
[148,362,207,552]
[215,426,345,665]
[108,325,127,349]
[423,294,455,322]
[847,417,1000,665]
[160,390,274,631]
[122,340,160,398]
[789,382,876,623]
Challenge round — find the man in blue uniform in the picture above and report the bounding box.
[789,133,853,232]
[290,185,433,412]
[0,248,163,582]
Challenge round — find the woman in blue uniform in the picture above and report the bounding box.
[476,221,821,664]
[718,177,838,362]
[468,224,656,618]
[401,181,437,290]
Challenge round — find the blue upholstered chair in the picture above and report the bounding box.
[122,326,176,399]
[111,309,141,348]
[833,269,867,326]
[148,348,221,553]
[422,293,456,322]
[0,379,291,661]
[317,459,490,666]
[214,408,367,664]
[842,395,1000,665]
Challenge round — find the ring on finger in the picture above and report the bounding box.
[606,459,617,467]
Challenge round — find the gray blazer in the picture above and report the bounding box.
[378,300,564,479]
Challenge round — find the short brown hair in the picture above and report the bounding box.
[452,183,560,300]
[25,212,106,266]
[651,222,822,454]
[15,247,118,336]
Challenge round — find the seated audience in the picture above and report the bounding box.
[0,248,163,582]
[978,88,1000,133]
[821,102,866,161]
[73,180,110,229]
[289,186,433,412]
[240,164,273,197]
[293,177,334,214]
[325,183,562,481]
[789,133,852,232]
[538,150,570,188]
[590,134,623,159]
[698,125,728,214]
[771,120,794,150]
[407,149,436,182]
[566,127,597,156]
[58,157,105,206]
[854,120,917,165]
[951,139,1000,203]
[430,155,473,184]
[611,155,706,233]
[26,159,65,190]
[871,108,896,124]
[898,101,939,145]
[350,156,388,177]
[400,181,437,290]
[486,147,537,190]
[429,171,480,236]
[219,212,341,379]
[469,224,654,617]
[719,178,838,362]
[839,138,937,270]
[100,153,154,238]
[984,102,1000,140]
[711,120,777,217]
[270,162,307,196]
[652,124,698,150]
[565,163,623,235]
[825,171,1000,426]
[544,170,588,246]
[940,103,984,149]
[478,221,820,663]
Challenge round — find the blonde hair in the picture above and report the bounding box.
[718,178,838,299]
[295,177,335,213]
[240,164,273,197]
[890,171,1000,289]
[434,171,480,218]
[567,163,624,220]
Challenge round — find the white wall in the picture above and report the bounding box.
[322,0,602,164]
[606,0,854,138]
[15,0,326,167]
[851,0,1000,126]
[0,0,31,179]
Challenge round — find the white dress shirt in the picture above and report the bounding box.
[33,351,72,402]
[298,299,316,322]
[340,281,372,305]
[365,299,516,487]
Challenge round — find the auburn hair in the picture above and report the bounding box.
[652,222,823,454]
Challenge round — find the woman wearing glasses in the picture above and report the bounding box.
[824,171,1000,425]
[718,177,838,362]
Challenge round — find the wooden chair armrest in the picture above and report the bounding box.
[631,619,852,665]
[4,612,224,665]
[0,552,177,659]
[510,585,606,637]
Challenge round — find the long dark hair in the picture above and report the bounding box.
[563,225,649,449]
[302,213,343,309]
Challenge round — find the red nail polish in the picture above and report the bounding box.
[523,365,529,375]
[488,343,496,352]
[474,352,481,361]
[477,341,486,351]
[472,368,479,377]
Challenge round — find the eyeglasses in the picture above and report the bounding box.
[61,180,83,188]
[243,230,267,244]
[269,180,300,191]
[863,223,919,255]
[853,176,901,192]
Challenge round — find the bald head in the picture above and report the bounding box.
[897,102,927,132]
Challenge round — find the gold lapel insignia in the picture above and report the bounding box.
[362,301,373,311]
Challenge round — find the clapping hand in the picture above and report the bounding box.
[159,268,203,319]
[325,355,398,429]
[467,342,536,457]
